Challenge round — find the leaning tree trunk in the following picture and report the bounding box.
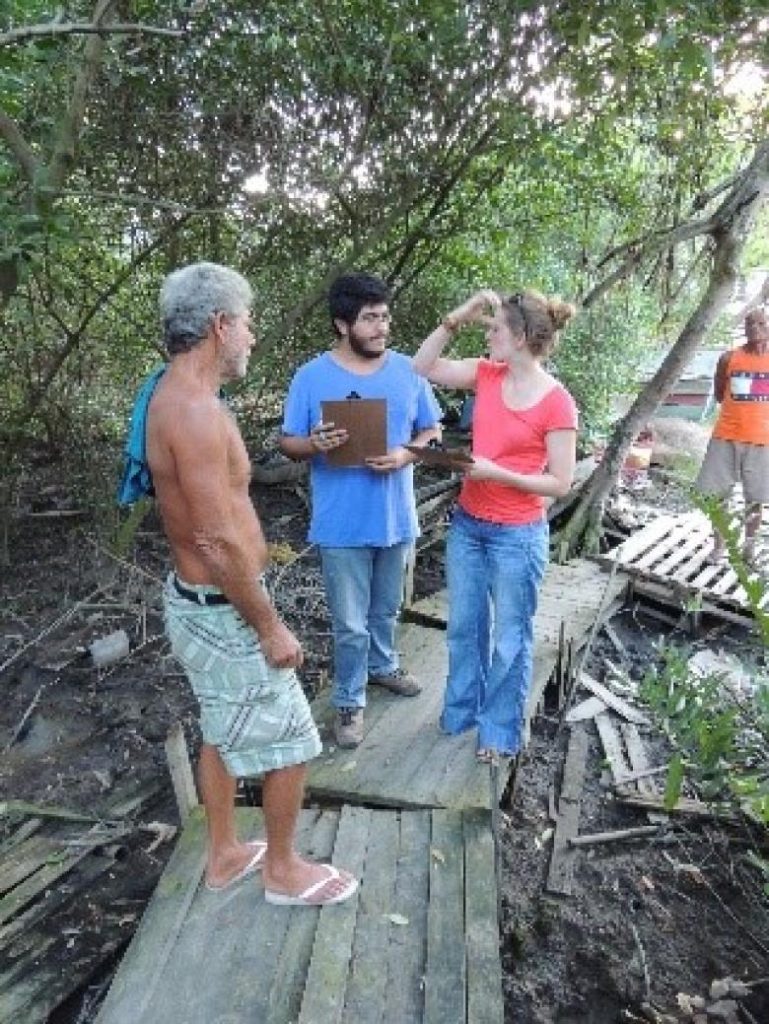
[557,139,769,560]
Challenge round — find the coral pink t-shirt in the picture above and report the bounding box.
[459,360,578,525]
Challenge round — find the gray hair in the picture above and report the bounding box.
[160,262,253,354]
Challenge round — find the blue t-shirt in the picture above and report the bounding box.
[282,351,441,546]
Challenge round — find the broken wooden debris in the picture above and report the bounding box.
[164,721,199,822]
[594,712,629,786]
[580,672,649,725]
[564,695,606,723]
[0,800,105,824]
[568,825,664,847]
[601,620,629,663]
[546,726,589,895]
[614,789,734,819]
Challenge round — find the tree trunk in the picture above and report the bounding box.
[557,140,769,560]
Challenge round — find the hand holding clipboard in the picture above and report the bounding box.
[319,394,387,468]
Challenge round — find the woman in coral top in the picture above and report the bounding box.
[413,289,578,761]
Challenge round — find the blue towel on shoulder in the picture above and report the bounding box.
[117,366,167,506]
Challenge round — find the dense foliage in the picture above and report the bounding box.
[1,2,768,492]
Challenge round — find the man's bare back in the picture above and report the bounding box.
[147,365,268,586]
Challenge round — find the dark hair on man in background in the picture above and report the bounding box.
[328,272,391,337]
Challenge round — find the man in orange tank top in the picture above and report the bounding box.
[695,308,769,563]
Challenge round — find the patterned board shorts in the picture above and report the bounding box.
[163,574,321,777]
[696,437,769,504]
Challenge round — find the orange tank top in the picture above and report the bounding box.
[712,347,769,445]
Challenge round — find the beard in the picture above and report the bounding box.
[348,327,386,360]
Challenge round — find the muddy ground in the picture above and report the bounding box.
[1,456,768,1024]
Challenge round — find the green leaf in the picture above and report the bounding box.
[664,754,684,811]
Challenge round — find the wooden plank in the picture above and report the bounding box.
[579,673,649,725]
[652,525,712,576]
[0,836,53,894]
[95,809,207,1024]
[264,811,339,1024]
[546,726,589,895]
[384,811,430,1024]
[602,516,676,566]
[0,850,114,951]
[424,810,466,1024]
[594,713,629,785]
[632,519,693,571]
[463,810,503,1024]
[164,721,198,821]
[342,812,400,1024]
[0,827,127,925]
[614,790,732,818]
[416,733,494,812]
[620,723,658,797]
[298,806,370,1024]
[565,696,606,723]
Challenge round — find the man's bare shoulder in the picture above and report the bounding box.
[150,376,225,437]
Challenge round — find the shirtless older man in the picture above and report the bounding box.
[145,262,355,906]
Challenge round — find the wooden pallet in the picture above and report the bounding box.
[598,511,769,618]
[96,806,503,1024]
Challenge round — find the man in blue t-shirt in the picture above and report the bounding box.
[280,273,442,748]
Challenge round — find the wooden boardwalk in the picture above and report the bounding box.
[405,559,627,719]
[96,805,502,1024]
[95,557,623,1024]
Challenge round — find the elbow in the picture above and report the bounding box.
[411,356,429,378]
[552,478,572,498]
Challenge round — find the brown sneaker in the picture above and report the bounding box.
[335,708,364,748]
[368,668,421,697]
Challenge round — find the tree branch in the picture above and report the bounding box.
[0,109,39,181]
[0,21,182,47]
[47,0,119,191]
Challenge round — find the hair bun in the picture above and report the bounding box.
[547,299,576,332]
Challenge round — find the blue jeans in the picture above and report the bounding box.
[443,507,548,755]
[320,543,411,709]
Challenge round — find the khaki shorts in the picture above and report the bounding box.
[695,438,769,504]
[163,574,321,777]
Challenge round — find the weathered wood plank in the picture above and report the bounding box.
[600,516,675,566]
[565,696,606,723]
[298,806,369,1024]
[463,809,503,1024]
[384,811,430,1024]
[424,810,466,1024]
[0,828,127,926]
[95,809,207,1024]
[341,812,400,1024]
[594,713,629,785]
[546,726,589,896]
[264,810,339,1024]
[620,723,658,797]
[579,673,649,725]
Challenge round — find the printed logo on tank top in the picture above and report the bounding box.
[729,371,769,402]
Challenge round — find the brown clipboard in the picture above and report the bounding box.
[405,444,474,469]
[321,398,387,467]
